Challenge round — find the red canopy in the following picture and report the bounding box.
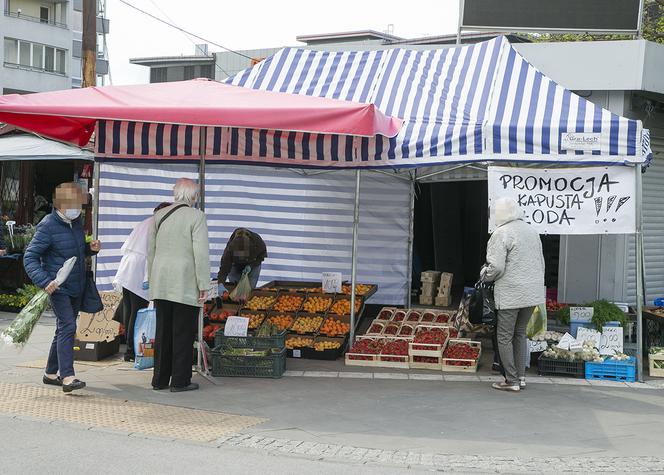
[0,79,402,147]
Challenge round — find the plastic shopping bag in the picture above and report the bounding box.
[229,267,252,303]
[526,304,547,339]
[133,305,156,370]
[468,280,495,325]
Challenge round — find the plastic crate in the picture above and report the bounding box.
[214,330,286,349]
[211,347,286,378]
[585,356,636,382]
[537,355,585,378]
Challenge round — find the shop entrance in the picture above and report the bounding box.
[412,179,560,303]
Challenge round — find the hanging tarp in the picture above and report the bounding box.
[224,36,651,167]
[95,163,410,304]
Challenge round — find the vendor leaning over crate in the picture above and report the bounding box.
[217,228,267,294]
[482,197,545,393]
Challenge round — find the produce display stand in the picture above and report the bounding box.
[537,355,586,378]
[441,339,482,373]
[649,352,664,378]
[585,356,637,383]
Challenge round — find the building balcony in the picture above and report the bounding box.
[3,9,68,29]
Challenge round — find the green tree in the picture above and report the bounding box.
[529,0,663,44]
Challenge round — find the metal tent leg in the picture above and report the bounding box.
[635,163,644,382]
[406,173,415,307]
[349,170,361,344]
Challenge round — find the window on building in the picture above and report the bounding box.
[56,49,65,74]
[19,40,30,66]
[3,38,18,63]
[44,46,55,71]
[184,65,195,80]
[33,43,44,69]
[150,67,167,83]
[200,64,214,79]
[40,6,50,23]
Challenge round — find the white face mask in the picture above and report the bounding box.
[64,208,81,220]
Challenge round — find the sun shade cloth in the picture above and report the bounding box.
[0,79,402,147]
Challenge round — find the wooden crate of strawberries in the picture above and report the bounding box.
[345,336,410,368]
[408,326,450,370]
[442,339,482,373]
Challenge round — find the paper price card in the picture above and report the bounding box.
[556,332,576,351]
[570,307,594,322]
[322,272,342,293]
[224,316,249,337]
[576,327,601,348]
[600,326,624,356]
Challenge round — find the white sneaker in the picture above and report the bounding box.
[519,377,526,388]
[492,382,520,392]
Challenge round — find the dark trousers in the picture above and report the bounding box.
[152,299,198,388]
[122,288,148,357]
[46,293,81,378]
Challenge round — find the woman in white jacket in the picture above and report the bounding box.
[483,197,545,393]
[114,202,170,361]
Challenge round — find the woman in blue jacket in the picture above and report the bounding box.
[24,183,101,393]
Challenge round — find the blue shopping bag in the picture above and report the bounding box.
[133,305,156,370]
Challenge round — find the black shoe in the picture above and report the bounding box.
[170,383,199,393]
[124,354,135,362]
[492,362,503,373]
[152,385,169,391]
[62,379,86,393]
[43,375,62,387]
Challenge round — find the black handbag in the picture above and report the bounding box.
[468,279,495,326]
[80,271,104,314]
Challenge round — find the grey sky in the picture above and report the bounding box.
[106,0,460,85]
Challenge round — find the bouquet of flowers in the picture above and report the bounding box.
[1,257,77,349]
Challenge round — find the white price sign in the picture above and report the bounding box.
[322,272,342,293]
[556,332,576,351]
[208,279,219,300]
[223,316,249,337]
[528,340,548,353]
[599,326,624,356]
[576,327,601,348]
[570,307,594,322]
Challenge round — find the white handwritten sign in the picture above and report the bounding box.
[223,316,249,337]
[322,272,342,293]
[600,326,624,356]
[570,307,594,322]
[528,340,548,353]
[207,280,219,300]
[576,327,601,348]
[488,166,636,235]
[557,332,576,351]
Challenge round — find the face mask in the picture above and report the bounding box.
[64,208,81,220]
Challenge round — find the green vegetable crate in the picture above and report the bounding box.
[211,347,286,378]
[214,330,287,349]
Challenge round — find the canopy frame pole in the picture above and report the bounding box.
[368,169,413,183]
[349,169,361,344]
[414,163,487,182]
[635,162,644,381]
[406,171,416,307]
[196,126,216,383]
[91,160,101,279]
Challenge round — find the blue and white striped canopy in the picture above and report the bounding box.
[223,36,650,168]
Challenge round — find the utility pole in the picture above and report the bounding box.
[82,0,96,87]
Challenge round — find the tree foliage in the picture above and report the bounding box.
[528,0,663,44]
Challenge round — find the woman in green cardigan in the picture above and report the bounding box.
[147,178,210,392]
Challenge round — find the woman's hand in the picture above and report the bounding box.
[45,281,59,295]
[90,240,102,252]
[199,290,209,303]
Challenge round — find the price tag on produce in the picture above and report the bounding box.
[208,280,218,300]
[528,340,548,353]
[556,332,575,351]
[570,307,594,322]
[600,326,623,356]
[322,272,342,293]
[569,340,584,353]
[292,350,302,358]
[223,316,249,337]
[576,327,601,348]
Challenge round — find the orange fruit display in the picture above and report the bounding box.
[268,314,295,331]
[329,298,361,316]
[239,311,266,330]
[319,318,350,337]
[341,284,373,296]
[303,296,332,313]
[314,340,342,351]
[291,316,324,334]
[286,336,314,349]
[245,295,276,311]
[272,294,304,312]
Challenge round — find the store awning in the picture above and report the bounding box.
[0,79,402,147]
[0,133,93,161]
[224,36,651,167]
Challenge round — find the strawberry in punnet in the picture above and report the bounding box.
[398,324,414,336]
[413,328,449,351]
[380,340,408,362]
[384,324,399,335]
[407,311,421,322]
[393,311,406,322]
[421,312,436,322]
[435,313,451,324]
[348,339,385,360]
[443,342,480,367]
[368,322,384,334]
[378,310,393,320]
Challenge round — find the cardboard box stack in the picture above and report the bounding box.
[419,271,441,305]
[435,272,453,307]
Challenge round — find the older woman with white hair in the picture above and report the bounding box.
[147,178,210,392]
[483,197,545,393]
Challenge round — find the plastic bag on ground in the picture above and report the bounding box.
[134,305,156,370]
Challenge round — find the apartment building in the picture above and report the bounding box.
[0,0,109,94]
